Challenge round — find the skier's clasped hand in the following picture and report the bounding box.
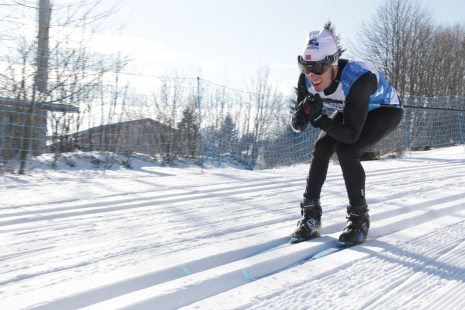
[292,93,324,132]
[298,93,323,120]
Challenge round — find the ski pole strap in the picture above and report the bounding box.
[369,103,465,113]
[321,99,465,113]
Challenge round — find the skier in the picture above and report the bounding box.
[290,29,403,246]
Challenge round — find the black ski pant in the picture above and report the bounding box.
[304,107,403,206]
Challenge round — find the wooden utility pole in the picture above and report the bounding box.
[19,0,51,174]
[36,0,51,154]
[34,0,51,154]
[37,0,50,93]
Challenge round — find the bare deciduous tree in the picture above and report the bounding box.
[351,0,433,94]
[351,0,465,98]
[0,0,131,172]
[241,66,284,169]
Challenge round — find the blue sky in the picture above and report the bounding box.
[108,0,465,94]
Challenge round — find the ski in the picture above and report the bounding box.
[182,240,301,275]
[183,238,374,277]
[253,236,319,257]
[253,242,294,256]
[303,240,360,262]
[182,242,295,275]
[182,266,194,275]
[243,238,375,281]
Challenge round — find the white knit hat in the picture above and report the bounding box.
[301,29,339,64]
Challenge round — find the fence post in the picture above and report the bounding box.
[455,95,465,153]
[197,77,204,172]
[400,116,411,158]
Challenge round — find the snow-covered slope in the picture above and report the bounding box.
[1,146,464,310]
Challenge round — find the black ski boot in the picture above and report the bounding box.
[289,198,322,244]
[338,204,370,247]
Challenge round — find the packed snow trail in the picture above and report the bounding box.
[0,146,464,309]
[78,192,465,310]
[183,214,465,310]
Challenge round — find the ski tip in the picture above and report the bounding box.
[243,269,257,281]
[290,234,321,244]
[337,241,358,249]
[289,237,303,244]
[183,266,193,275]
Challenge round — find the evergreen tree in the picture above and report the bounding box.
[218,113,238,159]
[324,21,346,57]
[178,107,200,158]
[219,113,238,143]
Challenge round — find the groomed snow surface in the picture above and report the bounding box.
[1,146,465,310]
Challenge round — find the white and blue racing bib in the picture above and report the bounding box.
[305,60,400,112]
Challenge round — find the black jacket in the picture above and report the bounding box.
[296,59,378,144]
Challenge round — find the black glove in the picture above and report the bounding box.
[292,110,308,131]
[297,93,324,121]
[310,113,332,128]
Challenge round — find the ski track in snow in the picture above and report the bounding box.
[190,218,465,310]
[0,147,464,309]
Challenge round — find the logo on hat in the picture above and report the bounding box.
[306,55,311,60]
[308,38,319,50]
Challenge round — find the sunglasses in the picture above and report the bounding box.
[297,51,339,75]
